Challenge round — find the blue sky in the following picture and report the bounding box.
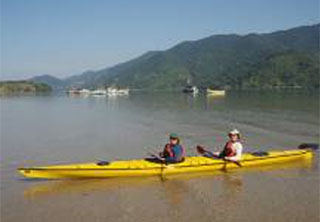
[1,0,319,80]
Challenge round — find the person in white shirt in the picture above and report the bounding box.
[214,129,243,161]
[197,129,243,162]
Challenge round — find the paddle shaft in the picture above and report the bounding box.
[146,151,166,181]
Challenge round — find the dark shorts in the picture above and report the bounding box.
[218,152,227,158]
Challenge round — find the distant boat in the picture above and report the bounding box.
[183,85,199,94]
[67,88,129,96]
[91,89,107,95]
[67,88,90,94]
[79,89,91,94]
[116,88,129,95]
[206,88,225,96]
[107,87,129,96]
[67,89,80,94]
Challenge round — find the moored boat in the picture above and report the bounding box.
[91,89,107,95]
[67,88,129,96]
[183,85,199,94]
[107,87,129,96]
[206,89,225,96]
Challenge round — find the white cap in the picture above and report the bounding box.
[229,129,240,135]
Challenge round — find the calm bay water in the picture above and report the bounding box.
[0,91,319,222]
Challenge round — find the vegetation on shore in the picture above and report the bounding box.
[0,81,52,95]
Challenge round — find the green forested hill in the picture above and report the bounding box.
[0,81,52,94]
[52,24,320,90]
[30,75,65,89]
[242,52,319,89]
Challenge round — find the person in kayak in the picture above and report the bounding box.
[159,133,186,163]
[197,129,243,162]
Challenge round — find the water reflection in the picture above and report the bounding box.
[23,177,161,199]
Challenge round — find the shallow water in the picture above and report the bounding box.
[0,91,319,222]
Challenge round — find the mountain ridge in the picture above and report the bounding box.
[30,24,320,90]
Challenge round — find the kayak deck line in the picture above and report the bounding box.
[18,166,164,171]
[17,149,314,179]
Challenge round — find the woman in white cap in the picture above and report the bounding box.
[218,129,243,161]
[197,129,243,162]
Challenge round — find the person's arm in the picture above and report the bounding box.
[159,144,169,157]
[196,145,220,158]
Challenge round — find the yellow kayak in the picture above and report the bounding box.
[18,148,314,179]
[206,89,225,96]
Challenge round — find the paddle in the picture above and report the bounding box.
[298,143,319,150]
[146,150,166,181]
[196,145,242,167]
[97,160,110,166]
[147,151,165,162]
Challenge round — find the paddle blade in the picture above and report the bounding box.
[196,145,207,154]
[298,143,319,150]
[233,161,243,167]
[251,151,269,156]
[97,161,110,166]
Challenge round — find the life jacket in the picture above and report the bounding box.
[173,144,186,162]
[164,144,185,160]
[223,141,236,157]
[163,144,174,158]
